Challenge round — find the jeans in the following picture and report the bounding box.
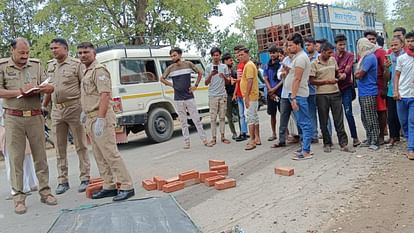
[341,87,358,139]
[278,98,292,144]
[397,98,414,151]
[237,97,248,134]
[290,96,312,153]
[316,92,348,146]
[387,97,401,139]
[307,94,318,139]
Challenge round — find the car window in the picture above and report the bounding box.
[160,59,205,79]
[119,59,158,84]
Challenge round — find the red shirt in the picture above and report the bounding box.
[374,48,386,91]
[334,51,354,91]
[235,62,245,97]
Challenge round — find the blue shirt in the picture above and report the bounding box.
[308,52,319,95]
[387,50,405,97]
[358,53,378,97]
[263,60,282,96]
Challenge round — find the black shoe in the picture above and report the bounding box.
[235,134,247,142]
[55,182,70,195]
[78,180,89,193]
[113,189,135,201]
[92,189,118,199]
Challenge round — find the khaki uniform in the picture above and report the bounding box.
[0,58,52,203]
[46,57,90,184]
[81,60,133,191]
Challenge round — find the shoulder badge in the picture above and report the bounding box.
[0,58,9,65]
[29,58,41,63]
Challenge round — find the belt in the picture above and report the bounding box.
[87,111,98,118]
[54,99,80,110]
[6,109,42,117]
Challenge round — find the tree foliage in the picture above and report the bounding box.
[392,0,414,32]
[0,0,235,62]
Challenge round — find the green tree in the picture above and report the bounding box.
[392,0,414,32]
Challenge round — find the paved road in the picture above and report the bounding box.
[0,108,412,233]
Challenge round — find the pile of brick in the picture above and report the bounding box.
[142,160,236,193]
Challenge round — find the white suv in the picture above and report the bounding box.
[96,45,209,143]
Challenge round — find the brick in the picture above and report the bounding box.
[205,175,226,187]
[209,165,229,176]
[87,180,103,189]
[153,176,167,190]
[199,171,219,183]
[165,176,180,184]
[208,160,225,169]
[184,178,200,187]
[89,177,104,184]
[142,179,157,191]
[274,167,294,176]
[179,170,199,181]
[162,181,185,193]
[86,183,103,198]
[214,178,236,190]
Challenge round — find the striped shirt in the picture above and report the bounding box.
[163,61,199,100]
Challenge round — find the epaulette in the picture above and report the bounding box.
[70,57,81,63]
[29,58,41,63]
[47,59,55,64]
[0,58,9,65]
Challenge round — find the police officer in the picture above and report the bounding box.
[0,38,57,214]
[77,42,134,201]
[42,38,91,194]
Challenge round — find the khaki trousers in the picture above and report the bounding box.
[209,96,227,138]
[85,110,133,190]
[5,114,51,203]
[52,104,90,183]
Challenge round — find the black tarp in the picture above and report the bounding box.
[47,196,202,233]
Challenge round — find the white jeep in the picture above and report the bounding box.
[96,45,209,143]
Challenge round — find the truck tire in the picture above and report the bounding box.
[145,108,174,143]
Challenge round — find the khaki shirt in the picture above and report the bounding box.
[46,56,83,104]
[310,57,340,95]
[81,60,112,113]
[0,57,45,110]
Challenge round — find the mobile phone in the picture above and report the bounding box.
[213,65,218,71]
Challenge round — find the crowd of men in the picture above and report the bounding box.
[177,26,414,162]
[0,26,413,216]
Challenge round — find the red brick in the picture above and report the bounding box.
[86,183,103,198]
[162,181,185,193]
[142,179,157,191]
[179,170,199,181]
[199,171,219,183]
[165,176,180,183]
[205,175,226,187]
[153,176,167,190]
[214,178,236,190]
[89,177,104,184]
[209,165,229,176]
[208,160,225,169]
[274,167,294,176]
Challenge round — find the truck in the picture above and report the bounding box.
[253,2,386,64]
[96,45,210,144]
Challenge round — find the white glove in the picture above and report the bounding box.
[80,112,87,125]
[94,118,105,137]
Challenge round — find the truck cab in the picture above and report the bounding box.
[96,45,209,143]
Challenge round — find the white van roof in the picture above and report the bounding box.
[96,45,200,63]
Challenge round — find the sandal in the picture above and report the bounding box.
[221,138,231,144]
[267,136,277,141]
[245,143,256,150]
[203,140,214,147]
[184,141,190,149]
[208,139,216,146]
[271,143,286,148]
